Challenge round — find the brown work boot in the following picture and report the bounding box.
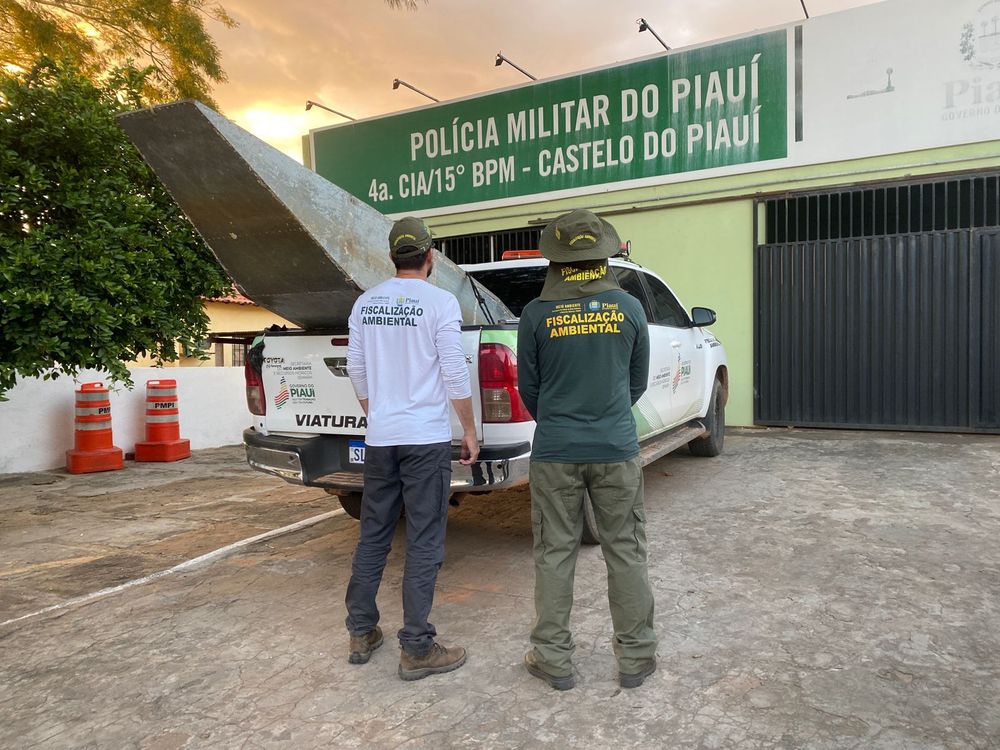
[398,642,467,681]
[348,626,384,664]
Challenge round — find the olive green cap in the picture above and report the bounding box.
[389,216,433,258]
[538,209,621,263]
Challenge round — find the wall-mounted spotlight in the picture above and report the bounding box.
[391,78,439,102]
[495,52,537,81]
[636,17,671,51]
[304,100,355,120]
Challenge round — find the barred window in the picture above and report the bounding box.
[764,173,1000,244]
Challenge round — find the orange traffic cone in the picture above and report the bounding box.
[65,382,124,474]
[134,379,191,462]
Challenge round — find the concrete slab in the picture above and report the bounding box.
[1,431,999,748]
[0,447,329,617]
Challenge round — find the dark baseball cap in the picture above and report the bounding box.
[389,216,434,258]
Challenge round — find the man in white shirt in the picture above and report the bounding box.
[345,216,479,681]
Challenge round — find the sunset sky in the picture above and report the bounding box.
[204,0,881,162]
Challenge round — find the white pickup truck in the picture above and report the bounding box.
[243,252,728,543]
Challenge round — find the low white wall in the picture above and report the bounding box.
[0,367,250,474]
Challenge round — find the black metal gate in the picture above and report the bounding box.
[755,177,1000,432]
[439,226,542,265]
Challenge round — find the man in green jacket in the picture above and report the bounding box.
[517,208,656,691]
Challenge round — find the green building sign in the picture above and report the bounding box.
[312,30,787,214]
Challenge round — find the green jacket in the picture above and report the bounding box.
[517,289,650,463]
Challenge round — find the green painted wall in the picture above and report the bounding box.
[419,141,1000,426]
[616,202,754,425]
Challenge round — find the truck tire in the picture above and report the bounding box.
[581,490,600,545]
[688,378,725,457]
[338,492,363,520]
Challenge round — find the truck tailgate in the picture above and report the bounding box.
[257,332,364,436]
[451,328,483,441]
[257,330,483,442]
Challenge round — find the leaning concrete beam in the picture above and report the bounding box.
[116,101,511,329]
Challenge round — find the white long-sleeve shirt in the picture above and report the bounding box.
[347,277,471,446]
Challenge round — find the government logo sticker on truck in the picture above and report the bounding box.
[274,376,290,409]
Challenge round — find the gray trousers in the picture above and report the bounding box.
[344,442,451,656]
[529,458,657,675]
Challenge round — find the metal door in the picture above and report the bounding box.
[755,227,999,432]
[975,229,1000,429]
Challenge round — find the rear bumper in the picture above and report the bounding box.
[243,428,530,493]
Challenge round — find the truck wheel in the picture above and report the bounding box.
[689,378,725,457]
[338,492,363,520]
[581,490,600,545]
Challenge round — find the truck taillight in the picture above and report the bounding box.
[479,343,532,423]
[245,359,266,416]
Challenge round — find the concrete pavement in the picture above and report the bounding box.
[1,430,999,749]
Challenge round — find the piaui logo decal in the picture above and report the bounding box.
[961,1,1000,70]
[946,2,1000,120]
[274,376,290,409]
[672,351,692,393]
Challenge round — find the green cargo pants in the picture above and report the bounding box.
[528,458,657,676]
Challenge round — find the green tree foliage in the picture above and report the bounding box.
[0,60,231,397]
[0,0,235,105]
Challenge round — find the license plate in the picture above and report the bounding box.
[348,440,366,464]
